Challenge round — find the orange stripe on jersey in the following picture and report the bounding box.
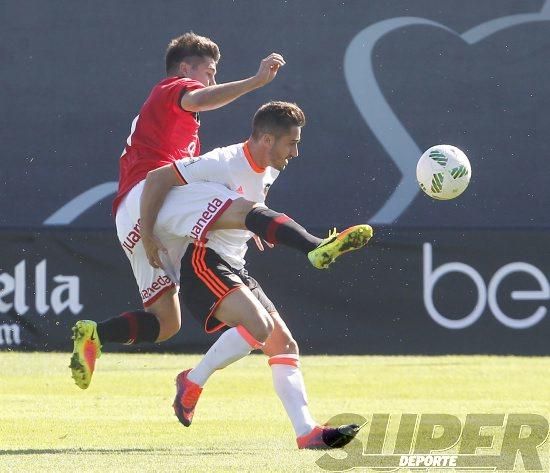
[191,245,224,298]
[243,141,265,174]
[172,163,187,185]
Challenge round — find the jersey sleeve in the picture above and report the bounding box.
[172,148,231,187]
[165,78,205,108]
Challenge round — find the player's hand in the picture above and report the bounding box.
[253,235,275,252]
[142,233,167,269]
[253,53,285,87]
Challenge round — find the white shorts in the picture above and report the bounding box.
[115,180,239,307]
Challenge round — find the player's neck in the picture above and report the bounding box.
[245,139,268,169]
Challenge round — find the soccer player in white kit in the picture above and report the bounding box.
[139,102,372,449]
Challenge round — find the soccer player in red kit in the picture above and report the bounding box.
[70,32,284,389]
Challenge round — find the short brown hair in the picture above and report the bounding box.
[165,32,220,74]
[251,101,306,139]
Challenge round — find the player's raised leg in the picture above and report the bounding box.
[307,224,373,270]
[209,198,373,269]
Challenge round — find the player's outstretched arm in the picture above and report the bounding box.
[181,53,285,112]
[140,165,182,268]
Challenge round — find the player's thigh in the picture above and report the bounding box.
[209,198,257,231]
[180,244,273,342]
[214,286,274,342]
[237,272,298,356]
[236,272,292,352]
[116,202,180,339]
[158,182,243,240]
[262,310,299,357]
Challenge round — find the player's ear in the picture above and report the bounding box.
[261,133,274,147]
[178,61,191,77]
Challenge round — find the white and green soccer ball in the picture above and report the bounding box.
[416,145,471,200]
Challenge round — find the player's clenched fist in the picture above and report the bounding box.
[253,53,285,87]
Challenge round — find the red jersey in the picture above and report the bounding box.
[113,76,205,215]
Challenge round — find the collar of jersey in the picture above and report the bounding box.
[243,141,266,173]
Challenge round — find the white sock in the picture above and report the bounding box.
[270,354,318,437]
[187,326,262,387]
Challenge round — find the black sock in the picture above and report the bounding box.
[97,311,160,344]
[244,207,322,254]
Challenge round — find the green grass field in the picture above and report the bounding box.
[1,353,549,472]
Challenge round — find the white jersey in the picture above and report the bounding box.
[118,179,240,306]
[172,142,279,268]
[115,142,277,306]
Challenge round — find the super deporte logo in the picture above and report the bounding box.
[316,413,549,471]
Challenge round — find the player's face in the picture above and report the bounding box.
[268,126,301,171]
[187,57,217,86]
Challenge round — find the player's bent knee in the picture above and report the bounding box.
[263,332,299,357]
[249,312,274,343]
[264,313,275,336]
[262,313,296,356]
[215,287,273,342]
[286,337,299,355]
[147,290,181,342]
[156,316,181,342]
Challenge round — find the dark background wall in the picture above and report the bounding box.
[1,0,550,353]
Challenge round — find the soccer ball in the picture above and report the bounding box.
[416,145,471,200]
